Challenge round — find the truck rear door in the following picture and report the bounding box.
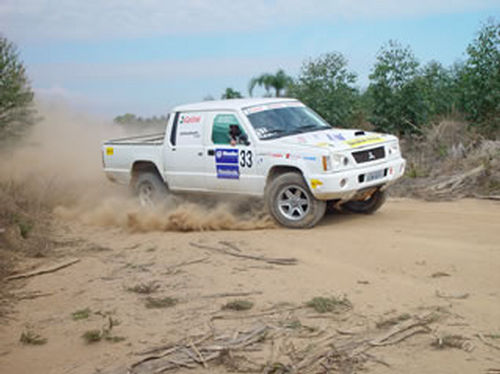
[163,111,207,191]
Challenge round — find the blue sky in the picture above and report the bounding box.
[1,1,499,118]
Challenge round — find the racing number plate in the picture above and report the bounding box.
[365,169,385,182]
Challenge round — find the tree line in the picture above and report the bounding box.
[228,19,499,138]
[113,113,168,126]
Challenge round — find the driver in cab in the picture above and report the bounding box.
[229,124,243,146]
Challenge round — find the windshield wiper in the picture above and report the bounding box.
[287,124,326,135]
[259,128,287,139]
[300,124,327,131]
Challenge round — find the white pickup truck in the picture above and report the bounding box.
[102,98,406,228]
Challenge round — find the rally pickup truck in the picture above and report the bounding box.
[102,98,406,228]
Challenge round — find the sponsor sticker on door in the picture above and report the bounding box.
[215,148,239,179]
[216,164,239,179]
[215,149,238,164]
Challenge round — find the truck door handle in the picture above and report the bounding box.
[207,149,215,156]
[197,151,203,156]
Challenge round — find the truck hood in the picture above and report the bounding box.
[266,128,395,152]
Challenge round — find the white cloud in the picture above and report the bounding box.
[1,0,498,42]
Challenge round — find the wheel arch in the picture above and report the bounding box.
[265,165,309,192]
[130,160,165,185]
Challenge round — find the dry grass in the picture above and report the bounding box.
[20,330,47,345]
[71,308,91,320]
[81,315,125,344]
[0,178,56,317]
[82,329,102,344]
[305,296,352,313]
[127,281,160,294]
[392,120,500,199]
[485,333,500,339]
[145,296,177,309]
[221,299,254,311]
[105,335,126,343]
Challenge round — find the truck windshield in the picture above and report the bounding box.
[246,106,331,140]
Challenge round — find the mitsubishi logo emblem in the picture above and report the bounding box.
[368,151,376,160]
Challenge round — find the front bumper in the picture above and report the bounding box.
[308,157,406,200]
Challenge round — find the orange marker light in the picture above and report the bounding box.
[322,156,328,171]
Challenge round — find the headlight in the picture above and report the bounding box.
[326,153,349,171]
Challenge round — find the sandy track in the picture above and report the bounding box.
[1,198,499,373]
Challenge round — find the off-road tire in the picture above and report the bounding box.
[133,172,168,207]
[266,172,326,229]
[343,189,386,214]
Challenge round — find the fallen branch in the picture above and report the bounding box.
[435,290,470,300]
[128,325,270,373]
[369,324,430,347]
[108,312,441,374]
[202,291,263,299]
[294,314,436,372]
[212,306,302,321]
[477,333,500,351]
[218,241,242,252]
[166,256,209,271]
[5,258,80,281]
[189,341,207,368]
[189,242,297,266]
[15,291,54,300]
[423,165,485,198]
[473,194,500,201]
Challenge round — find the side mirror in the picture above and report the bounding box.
[239,133,250,146]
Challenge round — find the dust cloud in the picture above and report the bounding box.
[1,103,275,231]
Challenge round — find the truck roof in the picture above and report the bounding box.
[171,98,299,112]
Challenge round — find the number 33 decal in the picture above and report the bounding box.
[239,150,252,168]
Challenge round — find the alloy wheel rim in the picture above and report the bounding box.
[277,185,310,220]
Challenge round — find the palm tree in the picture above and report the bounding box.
[221,87,243,99]
[248,69,293,97]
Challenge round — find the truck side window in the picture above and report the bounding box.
[170,112,180,146]
[212,114,246,145]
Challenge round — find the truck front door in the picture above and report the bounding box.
[205,112,259,194]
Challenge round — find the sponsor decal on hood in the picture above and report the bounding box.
[280,130,387,150]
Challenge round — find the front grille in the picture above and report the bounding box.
[352,146,385,163]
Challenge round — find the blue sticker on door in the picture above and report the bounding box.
[215,149,238,164]
[215,148,239,179]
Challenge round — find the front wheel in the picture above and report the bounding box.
[266,172,326,229]
[342,189,386,214]
[133,172,168,207]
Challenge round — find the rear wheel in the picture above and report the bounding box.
[343,189,386,214]
[266,172,326,229]
[133,172,168,207]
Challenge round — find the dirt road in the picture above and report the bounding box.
[1,198,499,373]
